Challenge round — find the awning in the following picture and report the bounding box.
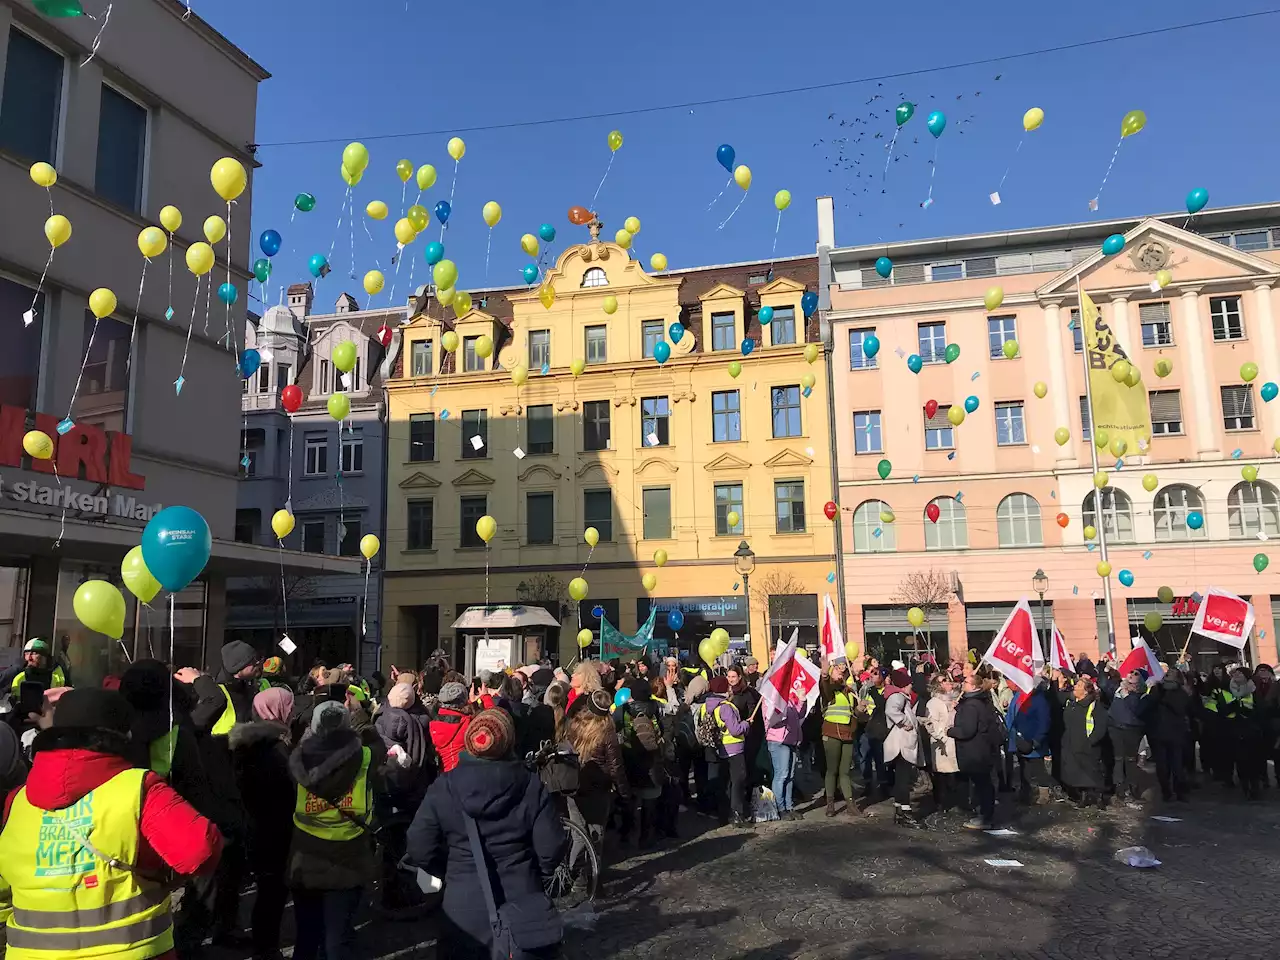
[451,605,561,631]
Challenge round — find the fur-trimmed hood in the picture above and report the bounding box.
[228,719,290,751]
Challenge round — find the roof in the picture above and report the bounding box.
[162,0,271,81]
[451,605,562,630]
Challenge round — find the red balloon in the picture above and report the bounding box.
[567,205,594,226]
[376,324,394,348]
[1056,512,1070,528]
[281,383,302,413]
[926,503,940,524]
[924,399,939,420]
[823,501,838,521]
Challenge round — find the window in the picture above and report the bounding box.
[319,359,331,395]
[641,396,670,446]
[925,497,968,550]
[770,306,797,346]
[1154,485,1207,541]
[341,434,363,474]
[712,390,741,442]
[234,509,257,545]
[407,500,434,549]
[527,404,554,455]
[1071,309,1082,353]
[528,330,550,370]
[0,278,43,409]
[987,316,1017,359]
[581,267,608,288]
[918,322,946,364]
[1210,296,1245,342]
[1222,385,1255,431]
[409,413,435,461]
[1079,395,1092,441]
[0,29,63,163]
[460,496,488,548]
[924,406,954,450]
[995,402,1026,446]
[852,500,895,553]
[997,493,1043,547]
[276,364,291,396]
[641,321,664,359]
[256,363,269,395]
[930,263,963,281]
[410,340,433,377]
[583,400,610,451]
[339,519,361,557]
[771,386,802,438]
[853,411,882,454]
[238,444,257,479]
[304,435,328,476]
[774,481,806,534]
[711,312,736,352]
[714,483,744,536]
[1228,481,1280,540]
[527,492,555,544]
[95,85,146,212]
[1139,302,1173,347]
[585,325,607,364]
[463,336,484,372]
[583,490,613,542]
[1082,489,1135,544]
[302,520,325,554]
[352,354,363,393]
[1149,390,1183,436]
[642,487,672,540]
[848,329,878,370]
[1234,231,1269,252]
[73,311,130,431]
[462,409,488,457]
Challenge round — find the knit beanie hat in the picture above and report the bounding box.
[438,681,468,707]
[586,689,613,717]
[387,682,416,709]
[221,640,258,675]
[311,700,349,734]
[119,659,172,712]
[262,656,284,676]
[890,668,911,688]
[51,688,133,735]
[464,708,515,760]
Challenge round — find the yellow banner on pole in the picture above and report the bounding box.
[1082,287,1152,452]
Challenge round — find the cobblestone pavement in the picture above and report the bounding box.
[220,782,1280,960]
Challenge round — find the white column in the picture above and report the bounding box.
[1176,287,1221,459]
[1253,282,1280,441]
[1111,296,1139,360]
[1043,301,1077,468]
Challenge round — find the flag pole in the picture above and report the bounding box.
[1077,278,1120,658]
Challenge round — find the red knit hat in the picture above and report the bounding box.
[464,708,515,760]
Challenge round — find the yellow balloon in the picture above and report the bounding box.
[800,371,816,390]
[947,405,965,426]
[774,189,792,211]
[476,514,497,544]
[137,226,167,259]
[602,295,618,315]
[1033,381,1048,399]
[416,164,437,190]
[340,163,363,187]
[327,392,350,421]
[159,205,182,233]
[366,200,389,220]
[653,549,668,567]
[437,287,455,307]
[22,430,53,460]
[795,647,812,660]
[29,161,57,188]
[482,201,502,228]
[650,253,668,271]
[360,534,380,560]
[845,640,862,662]
[710,627,730,653]
[363,270,385,295]
[185,242,215,276]
[1096,561,1112,578]
[577,629,594,648]
[1124,366,1142,388]
[607,129,623,152]
[1154,358,1173,378]
[1110,437,1128,458]
[804,343,820,364]
[624,216,641,235]
[1094,429,1110,450]
[210,157,247,201]
[44,214,71,248]
[433,259,458,290]
[907,607,925,628]
[453,291,473,316]
[441,330,459,353]
[538,286,556,310]
[733,164,752,190]
[879,509,896,524]
[520,234,539,256]
[407,204,430,232]
[1120,109,1147,138]
[642,573,658,592]
[728,361,742,379]
[394,218,418,245]
[568,577,589,601]
[88,287,117,320]
[1023,107,1045,132]
[1093,471,1109,489]
[726,511,740,528]
[1274,437,1280,455]
[584,526,600,547]
[1155,269,1172,289]
[447,137,466,161]
[342,142,370,174]
[396,158,413,182]
[1083,525,1097,541]
[1054,426,1070,446]
[74,580,126,639]
[120,546,161,604]
[511,364,529,387]
[475,334,493,359]
[1142,473,1159,492]
[271,509,295,539]
[570,358,586,377]
[203,215,226,244]
[614,229,632,250]
[983,286,1004,312]
[1110,359,1131,383]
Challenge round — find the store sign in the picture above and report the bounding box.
[5,480,160,520]
[648,596,745,619]
[1171,597,1200,617]
[0,405,145,490]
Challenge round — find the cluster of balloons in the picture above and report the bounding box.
[698,627,732,667]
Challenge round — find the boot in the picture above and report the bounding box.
[894,804,927,829]
[825,799,837,818]
[845,799,862,818]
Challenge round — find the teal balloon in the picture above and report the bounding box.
[875,256,893,278]
[863,335,880,359]
[1118,569,1135,587]
[740,338,755,357]
[521,264,539,284]
[759,306,774,325]
[294,192,316,213]
[926,111,946,138]
[895,102,914,127]
[308,253,328,278]
[538,223,557,243]
[1102,234,1125,256]
[944,343,960,364]
[1262,382,1279,403]
[1186,511,1204,530]
[252,258,271,283]
[653,341,671,364]
[217,282,238,305]
[141,506,212,592]
[669,322,684,344]
[964,395,979,413]
[1186,188,1208,215]
[423,241,445,265]
[614,687,632,708]
[907,354,923,374]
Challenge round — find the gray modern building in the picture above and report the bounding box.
[227,283,401,674]
[0,0,358,682]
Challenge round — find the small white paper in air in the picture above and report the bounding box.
[1088,198,1099,212]
[340,373,352,389]
[989,192,1001,206]
[22,309,35,327]
[279,635,297,654]
[470,434,484,451]
[513,447,525,460]
[645,432,660,447]
[1149,280,1162,293]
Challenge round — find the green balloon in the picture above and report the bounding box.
[1002,339,1019,359]
[1156,585,1174,604]
[294,192,317,213]
[877,458,892,480]
[895,102,915,127]
[1255,553,1270,573]
[1143,611,1163,633]
[34,0,85,15]
[252,258,271,283]
[944,343,960,364]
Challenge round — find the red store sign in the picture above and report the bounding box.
[0,405,145,490]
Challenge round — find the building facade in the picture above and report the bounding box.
[820,197,1280,668]
[383,227,834,669]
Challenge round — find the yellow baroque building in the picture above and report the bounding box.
[382,227,834,670]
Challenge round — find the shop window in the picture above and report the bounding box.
[852,500,894,553]
[0,28,63,163]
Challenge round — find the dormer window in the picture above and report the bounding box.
[582,268,608,288]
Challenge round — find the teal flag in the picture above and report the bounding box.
[600,608,657,661]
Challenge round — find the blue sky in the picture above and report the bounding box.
[201,0,1280,311]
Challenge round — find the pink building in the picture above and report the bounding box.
[818,198,1280,669]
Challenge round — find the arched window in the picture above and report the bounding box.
[581,267,608,288]
[1228,480,1280,539]
[997,493,1043,547]
[1153,484,1207,540]
[925,497,968,550]
[1082,489,1135,544]
[852,500,895,553]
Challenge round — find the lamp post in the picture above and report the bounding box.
[1032,568,1049,650]
[734,540,757,657]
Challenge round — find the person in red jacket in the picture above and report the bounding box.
[429,682,473,773]
[0,688,223,960]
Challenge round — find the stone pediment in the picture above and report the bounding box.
[704,452,751,472]
[764,448,813,469]
[576,460,618,481]
[699,282,745,303]
[453,468,495,487]
[758,276,806,295]
[518,464,561,483]
[398,471,441,489]
[635,457,677,476]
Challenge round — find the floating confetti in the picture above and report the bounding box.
[955,491,964,502]
[873,528,882,538]
[1115,459,1124,470]
[970,371,980,381]
[1068,319,1076,330]
[1032,445,1042,454]
[1191,591,1203,603]
[540,362,550,376]
[733,582,740,591]
[826,572,836,583]
[1261,629,1268,639]
[894,346,906,358]
[912,474,920,483]
[645,432,660,447]
[947,452,956,460]
[470,435,484,451]
[1259,532,1270,542]
[1049,489,1055,498]
[989,192,1002,206]
[1232,449,1243,459]
[430,385,439,396]
[56,417,74,435]
[440,409,450,420]
[1143,550,1153,560]
[1087,543,1096,552]
[164,306,174,321]
[1072,585,1079,595]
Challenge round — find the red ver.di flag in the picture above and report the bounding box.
[759,629,820,724]
[820,593,845,663]
[981,598,1044,694]
[1049,621,1074,674]
[1191,587,1255,650]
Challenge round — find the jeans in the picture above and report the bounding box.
[858,734,885,788]
[292,887,363,960]
[1152,739,1186,799]
[823,737,855,803]
[766,741,796,811]
[1111,726,1144,796]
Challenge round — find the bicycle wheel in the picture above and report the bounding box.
[544,816,599,910]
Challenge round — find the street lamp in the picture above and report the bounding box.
[1032,568,1049,648]
[734,540,757,653]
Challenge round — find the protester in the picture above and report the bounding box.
[1146,667,1192,802]
[1061,677,1110,809]
[1108,669,1151,807]
[3,636,68,693]
[1225,666,1266,799]
[618,676,664,847]
[701,676,751,826]
[883,667,924,829]
[564,688,628,856]
[765,691,803,820]
[567,660,603,711]
[820,662,857,817]
[923,673,959,812]
[1006,678,1052,806]
[430,681,474,774]
[948,672,1001,830]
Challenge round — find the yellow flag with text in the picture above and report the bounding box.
[1082,287,1152,451]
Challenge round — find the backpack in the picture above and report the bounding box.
[695,701,724,751]
[981,701,1007,755]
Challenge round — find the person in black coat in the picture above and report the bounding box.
[947,673,1002,830]
[1061,677,1109,808]
[1146,670,1192,801]
[406,708,567,960]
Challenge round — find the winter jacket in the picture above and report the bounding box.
[571,720,628,827]
[0,721,27,796]
[375,704,435,805]
[1145,679,1192,744]
[511,700,558,760]
[765,703,803,746]
[948,690,1001,774]
[621,699,664,790]
[1060,695,1109,790]
[1006,690,1051,758]
[228,720,295,854]
[406,753,566,957]
[184,674,247,839]
[883,690,920,765]
[429,708,472,773]
[1107,688,1150,730]
[923,696,959,773]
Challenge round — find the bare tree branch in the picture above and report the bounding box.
[890,569,953,622]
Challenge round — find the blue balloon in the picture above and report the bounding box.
[1262,382,1279,403]
[964,395,979,413]
[141,505,212,593]
[669,322,684,344]
[538,223,557,243]
[667,609,685,631]
[521,264,539,284]
[217,282,238,305]
[434,200,451,225]
[863,334,880,359]
[1118,569,1135,588]
[614,688,632,709]
[716,143,736,173]
[259,229,282,258]
[801,291,819,318]
[926,111,947,138]
[238,348,261,379]
[1186,510,1204,530]
[1102,234,1126,256]
[653,341,671,365]
[1186,188,1209,215]
[759,305,774,326]
[423,241,445,266]
[308,253,328,278]
[906,354,923,374]
[875,256,894,279]
[740,338,755,357]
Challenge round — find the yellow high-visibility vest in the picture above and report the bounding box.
[11,667,65,695]
[293,747,372,841]
[0,769,173,960]
[211,685,237,736]
[1085,701,1096,737]
[710,700,744,746]
[824,690,853,725]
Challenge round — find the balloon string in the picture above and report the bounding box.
[176,274,203,393]
[45,186,53,218]
[65,316,100,426]
[166,233,174,320]
[1091,137,1123,210]
[362,560,370,637]
[201,256,213,336]
[591,151,616,208]
[278,540,290,639]
[348,190,357,280]
[286,415,294,506]
[923,141,940,208]
[52,459,64,548]
[882,128,900,180]
[25,248,55,326]
[996,137,1024,192]
[445,159,459,241]
[360,217,384,270]
[388,242,405,307]
[117,638,133,665]
[126,257,148,376]
[222,200,234,351]
[79,2,111,67]
[484,228,492,282]
[771,209,783,260]
[400,181,409,219]
[706,176,731,212]
[406,238,419,303]
[717,188,748,231]
[326,188,350,268]
[581,544,595,578]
